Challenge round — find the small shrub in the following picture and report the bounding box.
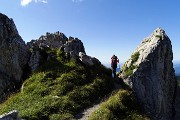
[131,52,140,64]
[123,65,137,78]
[155,35,162,39]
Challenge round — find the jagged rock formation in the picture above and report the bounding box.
[0,13,29,102]
[120,28,177,120]
[27,32,97,70]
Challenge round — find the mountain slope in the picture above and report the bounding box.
[0,48,114,120]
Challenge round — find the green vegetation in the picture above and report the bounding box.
[123,65,137,78]
[131,52,140,64]
[121,52,139,78]
[155,35,162,39]
[89,86,149,120]
[142,39,151,44]
[0,48,113,120]
[176,76,180,86]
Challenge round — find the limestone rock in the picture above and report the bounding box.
[0,110,21,120]
[121,28,177,120]
[0,13,29,102]
[28,51,41,71]
[27,33,86,70]
[64,37,86,55]
[79,52,101,66]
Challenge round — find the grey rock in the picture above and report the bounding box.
[121,27,177,120]
[0,110,22,120]
[27,32,86,71]
[64,37,86,56]
[28,50,41,71]
[79,52,101,66]
[0,13,29,102]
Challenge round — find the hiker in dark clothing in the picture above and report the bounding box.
[111,55,119,79]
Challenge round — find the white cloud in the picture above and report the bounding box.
[21,0,48,6]
[21,0,32,6]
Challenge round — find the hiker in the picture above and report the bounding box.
[111,54,119,79]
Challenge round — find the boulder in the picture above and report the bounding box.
[64,37,86,55]
[0,13,29,102]
[79,52,101,66]
[120,28,177,120]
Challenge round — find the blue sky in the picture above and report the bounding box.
[0,0,180,65]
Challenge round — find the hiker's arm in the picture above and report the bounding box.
[117,58,119,63]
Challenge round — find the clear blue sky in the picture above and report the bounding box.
[0,0,180,64]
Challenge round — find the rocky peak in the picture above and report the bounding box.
[0,13,29,102]
[27,32,87,71]
[27,32,85,54]
[120,28,176,119]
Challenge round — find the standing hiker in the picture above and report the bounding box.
[111,54,119,79]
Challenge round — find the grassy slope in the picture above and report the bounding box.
[0,48,114,120]
[89,83,150,120]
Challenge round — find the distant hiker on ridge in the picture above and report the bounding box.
[111,54,119,79]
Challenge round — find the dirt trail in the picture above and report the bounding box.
[75,82,180,120]
[75,82,121,120]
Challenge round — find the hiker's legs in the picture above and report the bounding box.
[112,68,116,78]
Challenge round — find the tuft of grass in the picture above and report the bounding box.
[89,89,150,120]
[123,65,137,78]
[0,48,114,120]
[155,35,162,39]
[131,52,140,64]
[120,52,139,79]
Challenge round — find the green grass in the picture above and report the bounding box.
[176,76,180,86]
[155,35,162,39]
[0,48,114,120]
[131,52,140,64]
[89,87,150,120]
[120,52,139,79]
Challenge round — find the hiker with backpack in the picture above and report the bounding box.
[111,54,119,79]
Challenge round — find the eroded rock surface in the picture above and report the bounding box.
[0,13,29,102]
[121,28,177,120]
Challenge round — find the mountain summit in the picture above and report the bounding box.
[120,27,177,119]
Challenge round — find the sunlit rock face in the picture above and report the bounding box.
[121,28,177,120]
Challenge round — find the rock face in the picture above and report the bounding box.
[79,52,101,66]
[27,32,87,70]
[0,13,29,102]
[120,28,177,120]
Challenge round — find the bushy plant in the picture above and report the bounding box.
[123,65,137,78]
[131,52,140,64]
[120,52,139,79]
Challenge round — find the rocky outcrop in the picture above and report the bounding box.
[0,13,29,102]
[28,51,41,71]
[120,28,177,120]
[27,32,87,70]
[0,110,21,120]
[79,52,101,66]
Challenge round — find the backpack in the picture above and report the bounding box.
[111,56,118,68]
